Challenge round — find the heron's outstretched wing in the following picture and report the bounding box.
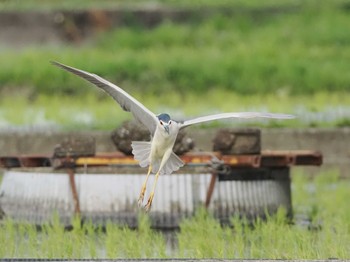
[179,112,294,129]
[51,61,158,134]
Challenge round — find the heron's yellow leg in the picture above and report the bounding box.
[144,171,160,212]
[138,164,152,206]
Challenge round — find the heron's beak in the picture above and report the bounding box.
[164,124,170,134]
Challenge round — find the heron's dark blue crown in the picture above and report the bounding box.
[157,113,171,123]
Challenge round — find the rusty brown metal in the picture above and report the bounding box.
[0,150,323,169]
[67,167,81,215]
[0,156,20,168]
[181,152,220,165]
[19,155,51,167]
[260,150,323,166]
[205,171,218,208]
[221,154,261,168]
[0,155,50,168]
[292,151,323,166]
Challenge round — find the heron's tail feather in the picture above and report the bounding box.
[131,141,151,168]
[131,141,184,174]
[158,152,184,175]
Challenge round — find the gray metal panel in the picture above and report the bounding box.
[210,179,292,220]
[0,171,74,225]
[0,169,291,227]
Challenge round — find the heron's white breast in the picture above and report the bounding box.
[151,124,179,160]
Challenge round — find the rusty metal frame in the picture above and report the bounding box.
[67,167,81,215]
[0,150,322,214]
[0,150,322,169]
[205,171,218,208]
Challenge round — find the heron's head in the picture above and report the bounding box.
[157,113,172,134]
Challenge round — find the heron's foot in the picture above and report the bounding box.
[138,184,146,207]
[144,191,154,212]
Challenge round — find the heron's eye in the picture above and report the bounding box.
[160,121,163,125]
[169,121,172,125]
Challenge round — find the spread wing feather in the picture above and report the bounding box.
[51,61,158,134]
[180,112,294,129]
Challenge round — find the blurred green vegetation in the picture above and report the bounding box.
[1,92,349,130]
[1,0,348,11]
[0,1,350,129]
[0,0,349,11]
[1,1,350,96]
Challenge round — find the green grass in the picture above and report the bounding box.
[1,3,350,96]
[0,213,166,258]
[1,91,349,130]
[0,171,349,259]
[179,171,350,259]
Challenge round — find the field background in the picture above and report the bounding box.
[0,0,350,259]
[0,0,350,130]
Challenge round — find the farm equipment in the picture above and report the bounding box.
[0,129,322,228]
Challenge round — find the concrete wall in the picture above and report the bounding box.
[0,128,349,177]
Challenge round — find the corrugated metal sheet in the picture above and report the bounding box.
[0,169,291,227]
[210,171,291,222]
[0,171,74,225]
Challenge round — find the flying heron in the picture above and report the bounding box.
[51,61,294,211]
